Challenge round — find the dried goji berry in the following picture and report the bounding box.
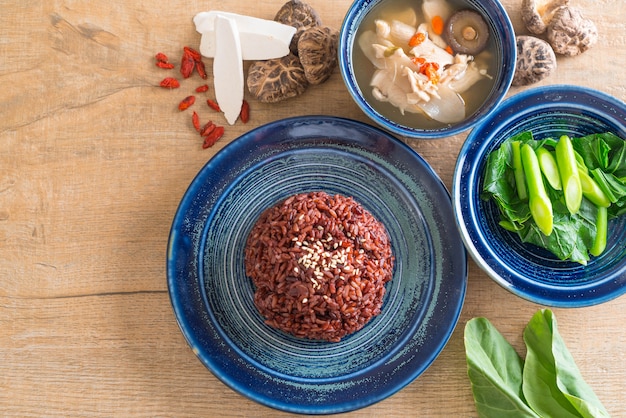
[240,100,250,124]
[195,84,209,93]
[184,46,202,62]
[178,95,196,111]
[192,111,201,132]
[156,61,175,69]
[195,60,207,79]
[411,56,426,66]
[207,99,221,112]
[202,126,225,149]
[180,51,195,79]
[159,77,180,88]
[155,52,169,62]
[200,121,216,137]
[408,32,426,47]
[420,62,440,84]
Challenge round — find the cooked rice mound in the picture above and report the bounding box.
[244,191,394,342]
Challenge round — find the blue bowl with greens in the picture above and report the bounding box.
[453,85,626,307]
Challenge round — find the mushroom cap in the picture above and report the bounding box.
[275,0,322,55]
[297,26,339,85]
[444,10,490,55]
[247,54,309,103]
[547,7,598,56]
[521,0,570,35]
[512,35,557,86]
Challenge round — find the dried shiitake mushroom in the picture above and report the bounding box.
[247,0,337,103]
[275,0,322,55]
[247,53,309,103]
[547,6,598,56]
[513,35,557,86]
[521,0,570,35]
[297,26,339,85]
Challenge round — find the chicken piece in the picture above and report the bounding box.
[447,61,491,93]
[370,69,416,115]
[358,31,392,69]
[409,24,454,67]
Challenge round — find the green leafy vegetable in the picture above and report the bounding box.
[521,143,553,236]
[556,135,583,214]
[523,310,610,418]
[572,132,626,215]
[579,167,611,208]
[465,318,539,417]
[465,310,610,418]
[537,146,562,191]
[590,168,626,215]
[481,131,626,264]
[590,206,607,257]
[512,140,529,200]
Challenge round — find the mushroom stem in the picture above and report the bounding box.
[462,26,477,41]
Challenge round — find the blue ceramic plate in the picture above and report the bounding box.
[453,85,626,307]
[167,116,467,414]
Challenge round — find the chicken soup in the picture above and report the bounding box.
[353,0,498,130]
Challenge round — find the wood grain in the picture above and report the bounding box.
[1,0,625,416]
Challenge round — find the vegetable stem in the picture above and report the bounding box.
[590,206,608,257]
[511,140,528,201]
[555,135,582,214]
[536,147,562,190]
[521,144,553,236]
[579,167,611,208]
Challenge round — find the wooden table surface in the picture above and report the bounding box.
[1,0,625,416]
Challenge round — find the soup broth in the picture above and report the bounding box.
[353,0,498,130]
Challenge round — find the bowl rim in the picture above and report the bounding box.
[338,0,517,139]
[452,84,626,307]
[167,115,468,414]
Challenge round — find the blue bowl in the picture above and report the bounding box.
[167,116,467,414]
[453,85,626,307]
[339,0,516,139]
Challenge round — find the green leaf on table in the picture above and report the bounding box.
[522,309,610,418]
[464,318,539,418]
